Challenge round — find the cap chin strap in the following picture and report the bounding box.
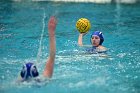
[30,64,35,78]
[22,64,27,80]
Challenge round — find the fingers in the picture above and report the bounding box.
[49,16,57,25]
[48,16,57,32]
[80,32,87,36]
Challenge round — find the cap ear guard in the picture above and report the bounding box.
[30,65,39,78]
[20,64,27,79]
[99,38,104,45]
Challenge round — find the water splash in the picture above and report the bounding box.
[36,8,46,65]
[116,0,121,32]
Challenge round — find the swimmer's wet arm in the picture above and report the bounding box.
[43,16,56,78]
[43,57,55,78]
[78,33,91,47]
[78,33,83,46]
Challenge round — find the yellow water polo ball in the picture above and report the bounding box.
[76,18,91,33]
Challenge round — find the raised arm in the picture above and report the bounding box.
[78,33,92,47]
[43,16,57,78]
[78,33,84,46]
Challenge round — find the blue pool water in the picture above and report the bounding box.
[0,1,140,93]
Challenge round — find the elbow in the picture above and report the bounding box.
[50,52,56,59]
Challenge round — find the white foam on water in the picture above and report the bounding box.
[64,76,109,88]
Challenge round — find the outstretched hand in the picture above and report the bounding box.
[48,16,57,36]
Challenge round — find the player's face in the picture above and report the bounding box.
[91,35,100,46]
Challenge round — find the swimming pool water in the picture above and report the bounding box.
[0,1,140,93]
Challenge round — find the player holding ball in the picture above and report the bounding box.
[76,18,107,53]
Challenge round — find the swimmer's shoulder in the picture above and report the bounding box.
[99,46,107,50]
[97,45,108,52]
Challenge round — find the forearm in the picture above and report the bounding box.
[44,57,54,78]
[78,34,83,46]
[49,35,56,59]
[43,40,55,78]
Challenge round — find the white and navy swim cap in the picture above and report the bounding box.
[20,62,39,80]
[91,31,104,45]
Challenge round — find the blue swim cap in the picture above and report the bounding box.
[20,62,39,80]
[90,31,104,45]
